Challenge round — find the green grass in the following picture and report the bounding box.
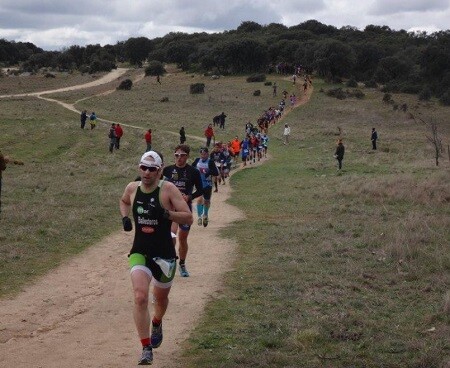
[1,69,449,367]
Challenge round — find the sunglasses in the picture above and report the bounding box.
[174,153,188,158]
[140,165,159,172]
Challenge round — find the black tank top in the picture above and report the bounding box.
[129,181,175,259]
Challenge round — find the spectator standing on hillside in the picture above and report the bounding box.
[219,112,227,130]
[80,110,87,129]
[204,124,215,148]
[89,112,97,130]
[0,151,6,214]
[119,151,193,365]
[163,144,203,278]
[283,123,291,145]
[108,123,117,153]
[371,128,378,150]
[272,82,277,97]
[179,127,186,144]
[115,123,123,149]
[144,129,152,152]
[334,139,345,170]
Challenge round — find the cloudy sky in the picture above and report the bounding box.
[1,0,449,51]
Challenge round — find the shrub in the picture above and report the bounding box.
[264,81,272,86]
[351,89,365,99]
[439,91,450,106]
[45,73,56,78]
[346,78,358,87]
[326,88,346,100]
[383,93,392,103]
[160,97,169,102]
[190,83,205,94]
[253,90,261,96]
[418,87,432,101]
[117,79,133,90]
[364,80,377,88]
[145,60,166,77]
[246,74,266,82]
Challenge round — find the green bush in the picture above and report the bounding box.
[383,93,392,103]
[364,80,377,88]
[246,74,266,82]
[145,60,166,76]
[264,81,272,86]
[418,87,432,101]
[117,79,133,90]
[439,91,450,106]
[326,88,346,100]
[190,83,205,94]
[346,78,358,87]
[253,90,261,96]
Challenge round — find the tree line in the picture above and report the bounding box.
[1,20,449,104]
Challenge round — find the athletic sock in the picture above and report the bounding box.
[141,337,151,347]
[152,317,161,326]
[197,204,204,217]
[204,206,209,217]
[179,259,185,266]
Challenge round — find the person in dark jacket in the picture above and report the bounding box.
[179,127,186,144]
[334,139,345,170]
[80,110,87,129]
[371,128,378,150]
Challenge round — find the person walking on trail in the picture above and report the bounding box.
[283,123,291,145]
[179,126,186,144]
[115,123,123,149]
[218,112,227,130]
[163,144,203,278]
[192,147,219,227]
[108,123,117,153]
[371,127,378,150]
[119,151,193,365]
[0,151,6,214]
[272,82,277,97]
[89,112,97,130]
[204,124,215,148]
[144,129,152,152]
[80,110,87,129]
[334,138,345,170]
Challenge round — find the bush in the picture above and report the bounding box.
[264,81,272,86]
[346,78,358,87]
[326,88,346,100]
[364,80,377,88]
[253,90,261,96]
[145,60,166,77]
[117,79,133,90]
[383,93,392,103]
[439,91,450,106]
[190,83,205,94]
[160,97,169,102]
[45,73,56,78]
[419,87,432,101]
[246,74,266,82]
[351,89,365,99]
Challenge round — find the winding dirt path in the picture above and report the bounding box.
[0,71,312,367]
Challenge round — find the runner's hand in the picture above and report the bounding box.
[122,216,132,232]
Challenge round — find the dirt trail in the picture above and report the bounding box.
[0,72,312,367]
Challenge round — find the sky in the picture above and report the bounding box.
[1,0,449,51]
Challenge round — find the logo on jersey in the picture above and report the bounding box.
[137,206,144,215]
[141,226,155,234]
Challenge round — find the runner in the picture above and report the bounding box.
[119,151,193,365]
[240,136,250,167]
[163,144,203,277]
[192,147,219,227]
[209,143,223,192]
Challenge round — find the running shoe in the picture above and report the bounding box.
[197,217,202,226]
[138,345,153,365]
[179,264,190,277]
[151,322,163,348]
[202,215,209,227]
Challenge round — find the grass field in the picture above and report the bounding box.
[0,68,449,367]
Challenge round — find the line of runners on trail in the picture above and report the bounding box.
[119,102,285,364]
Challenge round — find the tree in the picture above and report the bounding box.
[165,41,197,70]
[237,21,263,33]
[313,39,356,80]
[374,56,412,83]
[145,60,166,76]
[124,37,153,66]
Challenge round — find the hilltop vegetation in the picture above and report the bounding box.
[1,20,450,103]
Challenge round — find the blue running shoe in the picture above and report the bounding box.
[151,322,163,348]
[179,264,190,277]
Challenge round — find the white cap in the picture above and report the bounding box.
[140,151,163,168]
